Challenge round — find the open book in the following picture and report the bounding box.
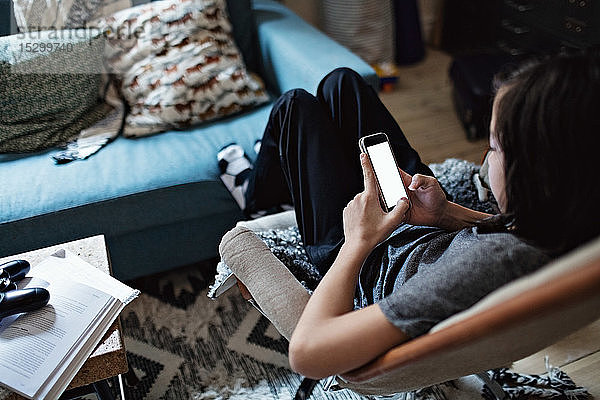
[0,249,139,400]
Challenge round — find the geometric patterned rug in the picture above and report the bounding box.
[108,260,370,400]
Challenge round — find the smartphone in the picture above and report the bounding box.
[359,133,409,212]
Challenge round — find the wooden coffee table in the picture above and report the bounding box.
[0,235,129,400]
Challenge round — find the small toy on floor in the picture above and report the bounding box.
[372,61,400,92]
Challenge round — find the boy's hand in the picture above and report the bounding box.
[342,154,409,252]
[399,169,449,228]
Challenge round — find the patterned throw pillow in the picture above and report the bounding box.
[96,0,269,137]
[0,30,111,152]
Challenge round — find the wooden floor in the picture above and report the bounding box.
[379,49,488,165]
[379,48,600,398]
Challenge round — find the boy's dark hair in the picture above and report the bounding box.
[489,51,600,255]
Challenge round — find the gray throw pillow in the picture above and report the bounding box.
[0,29,111,153]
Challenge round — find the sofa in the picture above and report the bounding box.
[0,0,378,280]
[217,211,600,397]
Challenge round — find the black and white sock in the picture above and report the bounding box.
[218,141,294,219]
[217,143,253,211]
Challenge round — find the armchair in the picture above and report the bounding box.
[218,210,600,397]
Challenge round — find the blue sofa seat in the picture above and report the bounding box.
[0,0,377,280]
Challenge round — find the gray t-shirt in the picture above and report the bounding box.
[356,224,550,338]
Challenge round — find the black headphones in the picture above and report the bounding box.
[0,260,50,320]
[0,260,30,292]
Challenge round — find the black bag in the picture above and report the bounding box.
[449,53,514,140]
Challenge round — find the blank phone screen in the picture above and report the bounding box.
[366,142,407,209]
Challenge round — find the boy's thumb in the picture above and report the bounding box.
[389,197,409,223]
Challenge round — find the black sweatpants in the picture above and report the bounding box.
[245,68,435,275]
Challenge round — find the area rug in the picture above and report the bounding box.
[114,260,373,400]
[94,259,591,400]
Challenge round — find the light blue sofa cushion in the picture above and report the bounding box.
[0,104,272,226]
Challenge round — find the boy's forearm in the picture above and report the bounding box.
[303,242,371,318]
[438,201,492,231]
